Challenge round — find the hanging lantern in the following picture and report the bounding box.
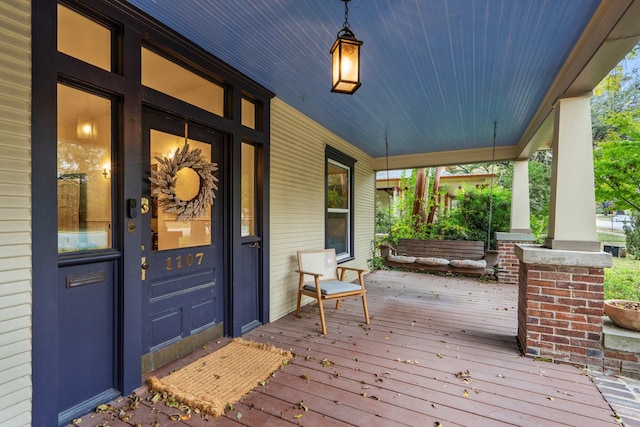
[331,0,362,94]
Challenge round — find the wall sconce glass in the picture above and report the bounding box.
[77,115,98,140]
[102,163,110,179]
[331,0,362,94]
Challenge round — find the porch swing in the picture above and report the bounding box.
[380,123,500,276]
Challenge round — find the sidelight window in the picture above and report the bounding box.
[57,84,113,253]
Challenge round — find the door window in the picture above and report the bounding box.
[57,84,112,253]
[150,129,212,250]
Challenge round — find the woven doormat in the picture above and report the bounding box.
[147,338,292,417]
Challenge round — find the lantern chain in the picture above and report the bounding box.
[343,0,350,30]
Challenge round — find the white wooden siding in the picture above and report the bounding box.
[0,0,32,425]
[269,98,375,321]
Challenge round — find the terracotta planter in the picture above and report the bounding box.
[604,299,640,332]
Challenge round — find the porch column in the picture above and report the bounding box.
[515,94,612,370]
[496,160,534,285]
[544,95,599,252]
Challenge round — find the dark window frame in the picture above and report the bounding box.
[325,145,356,262]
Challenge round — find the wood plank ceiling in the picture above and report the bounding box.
[126,0,639,167]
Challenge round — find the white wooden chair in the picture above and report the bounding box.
[295,249,370,334]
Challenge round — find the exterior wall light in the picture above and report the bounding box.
[331,0,362,94]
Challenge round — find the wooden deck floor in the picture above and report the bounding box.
[73,270,621,427]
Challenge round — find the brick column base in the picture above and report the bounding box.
[496,232,535,285]
[515,245,612,370]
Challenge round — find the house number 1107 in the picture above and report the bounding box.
[165,252,204,271]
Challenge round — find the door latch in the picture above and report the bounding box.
[249,242,261,249]
[141,257,149,281]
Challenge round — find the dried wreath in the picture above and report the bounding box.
[150,143,218,221]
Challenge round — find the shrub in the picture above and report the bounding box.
[624,213,640,257]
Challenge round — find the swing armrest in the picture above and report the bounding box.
[379,243,396,259]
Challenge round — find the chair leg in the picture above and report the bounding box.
[335,299,341,309]
[296,291,303,318]
[361,292,370,325]
[317,299,327,334]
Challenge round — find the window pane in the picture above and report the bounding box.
[327,161,349,209]
[150,130,212,250]
[57,4,111,72]
[57,84,112,253]
[241,143,256,237]
[142,48,224,117]
[327,212,348,255]
[241,98,256,129]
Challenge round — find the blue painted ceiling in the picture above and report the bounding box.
[127,0,602,160]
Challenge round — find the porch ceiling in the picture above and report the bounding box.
[126,0,640,169]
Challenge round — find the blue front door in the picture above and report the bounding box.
[140,111,226,361]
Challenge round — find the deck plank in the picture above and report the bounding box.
[68,270,619,427]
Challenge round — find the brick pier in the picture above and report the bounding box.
[515,244,612,369]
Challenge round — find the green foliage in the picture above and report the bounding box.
[625,215,640,257]
[592,44,640,213]
[375,199,393,234]
[367,239,385,271]
[450,185,511,250]
[593,117,640,212]
[604,257,640,301]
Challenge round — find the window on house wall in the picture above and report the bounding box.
[326,146,355,261]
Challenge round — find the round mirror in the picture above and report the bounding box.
[174,167,200,202]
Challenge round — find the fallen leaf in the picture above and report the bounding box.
[547,396,554,401]
[301,374,310,381]
[436,353,443,359]
[71,419,82,426]
[463,389,469,397]
[236,412,242,420]
[299,401,308,411]
[456,370,472,380]
[435,422,443,426]
[295,414,303,419]
[96,404,110,413]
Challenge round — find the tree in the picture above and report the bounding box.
[593,114,640,212]
[591,43,640,257]
[450,185,511,250]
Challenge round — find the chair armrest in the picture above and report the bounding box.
[296,269,323,278]
[337,266,367,274]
